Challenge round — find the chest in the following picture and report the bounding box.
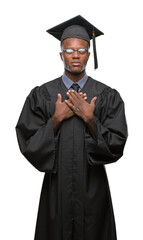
[43,79,103,122]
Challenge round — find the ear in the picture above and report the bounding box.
[87,51,90,60]
[60,52,63,61]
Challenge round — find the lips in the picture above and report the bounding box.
[71,62,81,66]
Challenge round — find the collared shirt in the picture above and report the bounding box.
[62,72,88,92]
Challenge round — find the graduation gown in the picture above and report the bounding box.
[16,76,128,240]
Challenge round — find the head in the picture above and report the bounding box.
[60,37,90,76]
[47,15,104,71]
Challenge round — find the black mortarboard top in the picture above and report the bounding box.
[46,15,104,69]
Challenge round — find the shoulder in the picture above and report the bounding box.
[88,76,124,109]
[88,76,111,94]
[28,77,61,101]
[88,76,122,99]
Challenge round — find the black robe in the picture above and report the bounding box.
[16,76,128,240]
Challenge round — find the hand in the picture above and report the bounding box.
[65,90,97,123]
[75,91,87,101]
[52,92,89,136]
[53,93,74,122]
[53,92,88,122]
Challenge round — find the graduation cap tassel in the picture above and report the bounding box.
[92,31,98,69]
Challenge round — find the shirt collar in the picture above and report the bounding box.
[62,72,88,90]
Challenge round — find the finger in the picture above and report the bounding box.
[66,91,77,104]
[82,93,87,99]
[57,93,62,103]
[71,90,82,100]
[65,101,80,113]
[79,92,87,99]
[91,96,97,105]
[65,99,74,110]
[79,92,85,96]
[79,92,87,96]
[67,99,72,103]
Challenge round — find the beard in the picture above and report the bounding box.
[65,64,86,75]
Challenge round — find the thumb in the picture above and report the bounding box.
[57,93,62,103]
[90,96,97,105]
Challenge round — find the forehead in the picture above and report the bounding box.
[62,38,89,48]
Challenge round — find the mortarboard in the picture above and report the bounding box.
[46,15,104,69]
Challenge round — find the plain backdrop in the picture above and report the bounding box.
[0,0,143,239]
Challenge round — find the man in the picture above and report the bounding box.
[16,15,128,240]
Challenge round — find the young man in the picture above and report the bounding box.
[16,15,128,240]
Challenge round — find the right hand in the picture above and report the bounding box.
[53,93,74,122]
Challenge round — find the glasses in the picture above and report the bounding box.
[63,48,88,55]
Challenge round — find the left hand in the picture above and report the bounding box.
[65,90,97,123]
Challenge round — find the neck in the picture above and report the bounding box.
[64,69,85,82]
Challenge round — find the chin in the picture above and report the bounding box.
[69,67,85,75]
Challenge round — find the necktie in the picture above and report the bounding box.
[71,83,80,92]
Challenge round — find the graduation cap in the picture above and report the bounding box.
[46,15,104,69]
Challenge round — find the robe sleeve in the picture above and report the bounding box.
[85,88,128,165]
[15,86,58,172]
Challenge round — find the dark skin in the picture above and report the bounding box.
[60,38,90,82]
[52,38,97,140]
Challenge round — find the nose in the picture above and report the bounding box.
[72,50,80,58]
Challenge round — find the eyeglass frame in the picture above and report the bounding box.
[62,48,89,55]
